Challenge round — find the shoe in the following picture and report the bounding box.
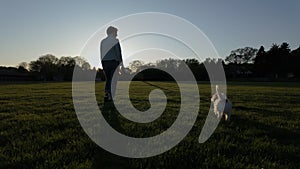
[104,96,108,102]
[104,93,109,102]
[104,93,112,102]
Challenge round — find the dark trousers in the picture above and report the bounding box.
[102,60,120,97]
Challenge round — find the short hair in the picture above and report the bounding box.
[106,26,118,35]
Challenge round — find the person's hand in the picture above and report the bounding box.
[119,63,125,74]
[121,63,125,71]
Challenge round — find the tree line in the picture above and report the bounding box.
[129,42,300,81]
[1,54,95,81]
[224,42,300,80]
[1,42,299,81]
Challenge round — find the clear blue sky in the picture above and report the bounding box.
[1,0,299,67]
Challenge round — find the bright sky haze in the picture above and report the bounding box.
[0,0,299,67]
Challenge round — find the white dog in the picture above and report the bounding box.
[211,85,232,121]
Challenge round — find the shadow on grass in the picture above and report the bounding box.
[227,114,300,165]
[234,105,300,118]
[91,100,300,168]
[230,113,300,145]
[92,102,131,169]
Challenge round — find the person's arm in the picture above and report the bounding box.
[115,41,122,62]
[115,41,124,70]
[100,40,104,62]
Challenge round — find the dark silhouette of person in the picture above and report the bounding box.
[100,26,123,102]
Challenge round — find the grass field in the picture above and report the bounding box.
[0,81,299,169]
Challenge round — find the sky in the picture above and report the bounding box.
[0,0,299,67]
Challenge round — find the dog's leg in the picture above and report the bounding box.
[213,104,218,116]
[217,111,223,119]
[214,109,218,116]
[216,111,220,118]
[227,111,231,121]
[224,114,228,121]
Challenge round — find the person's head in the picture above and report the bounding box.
[106,26,118,37]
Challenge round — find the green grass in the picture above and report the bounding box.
[0,81,299,169]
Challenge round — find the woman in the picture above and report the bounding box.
[100,26,123,102]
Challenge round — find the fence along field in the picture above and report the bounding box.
[0,81,299,169]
